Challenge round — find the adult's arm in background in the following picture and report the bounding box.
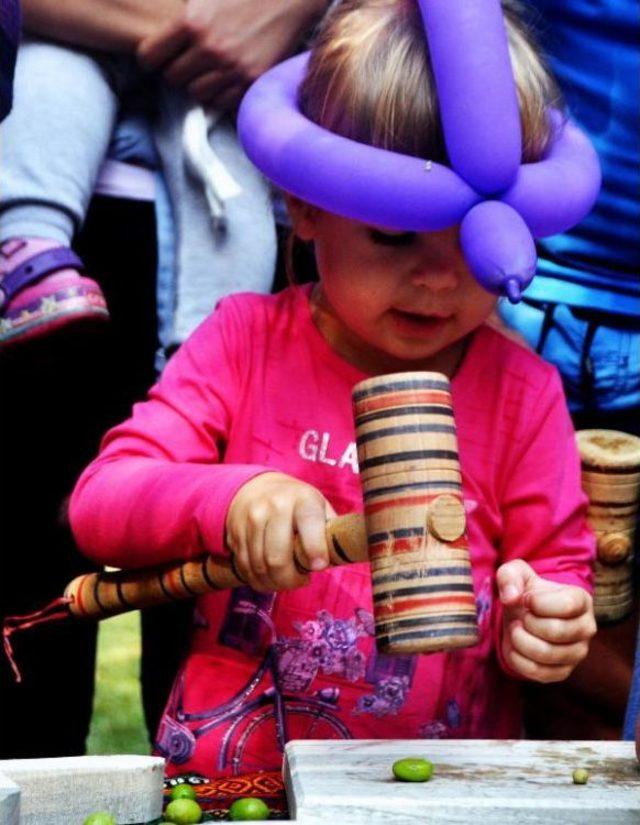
[22,0,184,53]
[137,0,330,108]
[23,0,330,109]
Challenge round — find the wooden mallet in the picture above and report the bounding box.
[4,372,478,678]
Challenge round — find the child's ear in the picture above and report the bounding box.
[285,195,319,242]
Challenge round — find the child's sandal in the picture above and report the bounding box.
[0,239,109,348]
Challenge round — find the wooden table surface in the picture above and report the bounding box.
[0,755,164,825]
[284,739,640,824]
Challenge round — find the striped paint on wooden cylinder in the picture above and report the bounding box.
[65,555,232,619]
[353,372,478,654]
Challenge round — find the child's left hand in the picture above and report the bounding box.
[497,559,596,683]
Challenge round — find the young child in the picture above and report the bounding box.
[70,0,596,778]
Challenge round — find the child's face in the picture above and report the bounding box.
[289,202,498,373]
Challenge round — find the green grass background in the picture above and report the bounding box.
[86,611,151,755]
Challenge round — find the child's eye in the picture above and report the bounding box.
[368,229,417,247]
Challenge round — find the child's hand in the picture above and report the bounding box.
[497,559,596,683]
[225,472,336,592]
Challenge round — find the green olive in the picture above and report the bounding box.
[228,797,270,820]
[572,768,589,785]
[163,797,203,823]
[169,784,198,802]
[392,757,434,782]
[82,813,117,825]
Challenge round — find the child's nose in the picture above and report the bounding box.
[409,261,460,292]
[409,229,465,292]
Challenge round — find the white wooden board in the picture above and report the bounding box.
[284,739,640,824]
[0,755,164,825]
[0,772,20,825]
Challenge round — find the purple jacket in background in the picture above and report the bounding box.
[0,0,21,121]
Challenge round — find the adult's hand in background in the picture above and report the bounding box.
[137,0,327,109]
[22,0,183,53]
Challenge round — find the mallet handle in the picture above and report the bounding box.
[64,513,366,619]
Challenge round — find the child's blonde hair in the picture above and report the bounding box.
[299,0,559,164]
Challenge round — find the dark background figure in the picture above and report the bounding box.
[0,193,160,755]
[500,0,640,741]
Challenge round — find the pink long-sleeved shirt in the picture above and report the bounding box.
[70,285,594,777]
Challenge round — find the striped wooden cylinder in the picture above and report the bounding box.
[352,372,479,655]
[577,429,640,623]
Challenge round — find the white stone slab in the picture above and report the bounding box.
[0,772,20,825]
[284,739,640,824]
[0,755,164,825]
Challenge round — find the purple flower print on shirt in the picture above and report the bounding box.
[232,601,376,690]
[272,608,375,694]
[357,652,417,718]
[296,618,325,643]
[323,613,359,650]
[475,575,493,628]
[354,607,376,637]
[272,637,323,693]
[418,698,462,738]
[420,719,449,739]
[355,674,412,717]
[343,648,367,682]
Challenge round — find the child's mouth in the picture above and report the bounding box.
[388,308,451,337]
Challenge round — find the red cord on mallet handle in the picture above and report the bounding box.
[3,597,74,683]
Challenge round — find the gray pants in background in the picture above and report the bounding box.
[0,37,277,344]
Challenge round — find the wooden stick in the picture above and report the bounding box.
[64,514,366,619]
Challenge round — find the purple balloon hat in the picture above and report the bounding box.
[238,0,601,303]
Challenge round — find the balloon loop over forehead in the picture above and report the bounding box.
[238,0,600,302]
